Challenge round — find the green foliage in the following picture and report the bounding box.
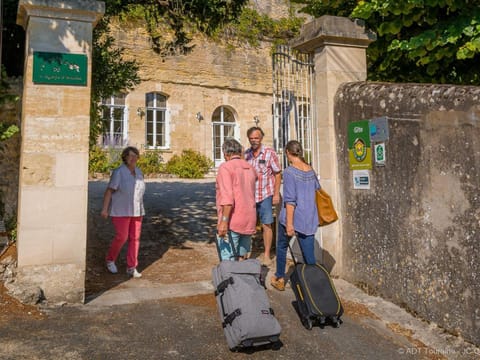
[0,124,19,141]
[4,215,17,243]
[108,1,301,55]
[292,0,357,18]
[166,149,214,179]
[295,0,480,85]
[137,151,166,174]
[217,8,304,47]
[90,18,141,146]
[88,145,122,174]
[177,0,248,36]
[352,1,480,84]
[103,0,248,56]
[0,67,20,142]
[89,146,165,175]
[89,145,109,174]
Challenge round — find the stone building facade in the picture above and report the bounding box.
[101,1,295,168]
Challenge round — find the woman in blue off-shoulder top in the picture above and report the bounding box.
[271,140,320,291]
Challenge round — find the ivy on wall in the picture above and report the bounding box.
[0,67,19,142]
[108,1,303,55]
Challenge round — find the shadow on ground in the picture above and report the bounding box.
[85,179,221,301]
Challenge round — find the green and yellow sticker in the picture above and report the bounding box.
[348,120,371,170]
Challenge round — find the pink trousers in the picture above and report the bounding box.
[106,216,143,269]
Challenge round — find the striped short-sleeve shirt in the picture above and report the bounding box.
[245,145,281,202]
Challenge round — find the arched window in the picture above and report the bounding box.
[212,106,238,167]
[145,92,169,149]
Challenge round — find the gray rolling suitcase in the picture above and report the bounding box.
[212,236,281,351]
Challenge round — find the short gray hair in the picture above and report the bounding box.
[222,138,243,156]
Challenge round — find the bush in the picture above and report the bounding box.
[137,151,165,174]
[88,145,122,174]
[89,146,167,176]
[166,149,213,179]
[89,145,108,174]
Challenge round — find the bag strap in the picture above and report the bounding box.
[312,169,321,190]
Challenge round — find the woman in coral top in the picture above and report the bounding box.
[216,138,257,260]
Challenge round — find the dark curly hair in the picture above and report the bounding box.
[121,146,140,164]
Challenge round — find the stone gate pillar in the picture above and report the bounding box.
[291,16,375,276]
[16,0,104,303]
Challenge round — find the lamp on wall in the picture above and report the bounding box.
[137,107,145,118]
[253,115,260,126]
[196,112,204,122]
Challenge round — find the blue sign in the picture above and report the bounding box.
[369,116,389,142]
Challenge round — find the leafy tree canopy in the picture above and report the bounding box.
[293,0,480,85]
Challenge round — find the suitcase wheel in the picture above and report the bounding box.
[301,316,313,330]
[333,317,343,328]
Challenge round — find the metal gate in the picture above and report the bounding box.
[272,45,315,168]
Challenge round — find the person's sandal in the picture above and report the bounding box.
[270,277,285,291]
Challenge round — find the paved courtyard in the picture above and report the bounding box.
[0,178,478,359]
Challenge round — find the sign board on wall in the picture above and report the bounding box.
[374,142,386,166]
[369,116,389,142]
[353,170,370,189]
[33,52,87,86]
[348,120,372,170]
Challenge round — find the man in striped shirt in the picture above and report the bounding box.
[245,127,282,266]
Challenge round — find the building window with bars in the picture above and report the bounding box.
[101,94,128,148]
[145,92,169,149]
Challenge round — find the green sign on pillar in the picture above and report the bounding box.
[348,120,372,170]
[33,52,88,86]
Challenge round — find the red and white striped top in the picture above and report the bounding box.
[245,145,282,202]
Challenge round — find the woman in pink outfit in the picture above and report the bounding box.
[101,146,145,278]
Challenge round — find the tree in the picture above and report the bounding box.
[90,17,140,146]
[293,0,480,85]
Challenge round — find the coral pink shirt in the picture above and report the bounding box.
[216,158,257,235]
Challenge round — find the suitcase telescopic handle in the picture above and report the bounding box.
[287,235,300,266]
[214,231,241,261]
[228,231,241,260]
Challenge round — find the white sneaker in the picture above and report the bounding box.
[106,261,118,274]
[126,267,142,278]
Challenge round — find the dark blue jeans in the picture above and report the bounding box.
[275,224,316,279]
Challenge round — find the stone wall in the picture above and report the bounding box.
[0,78,21,223]
[111,23,277,161]
[105,0,301,161]
[335,82,480,346]
[255,0,292,19]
